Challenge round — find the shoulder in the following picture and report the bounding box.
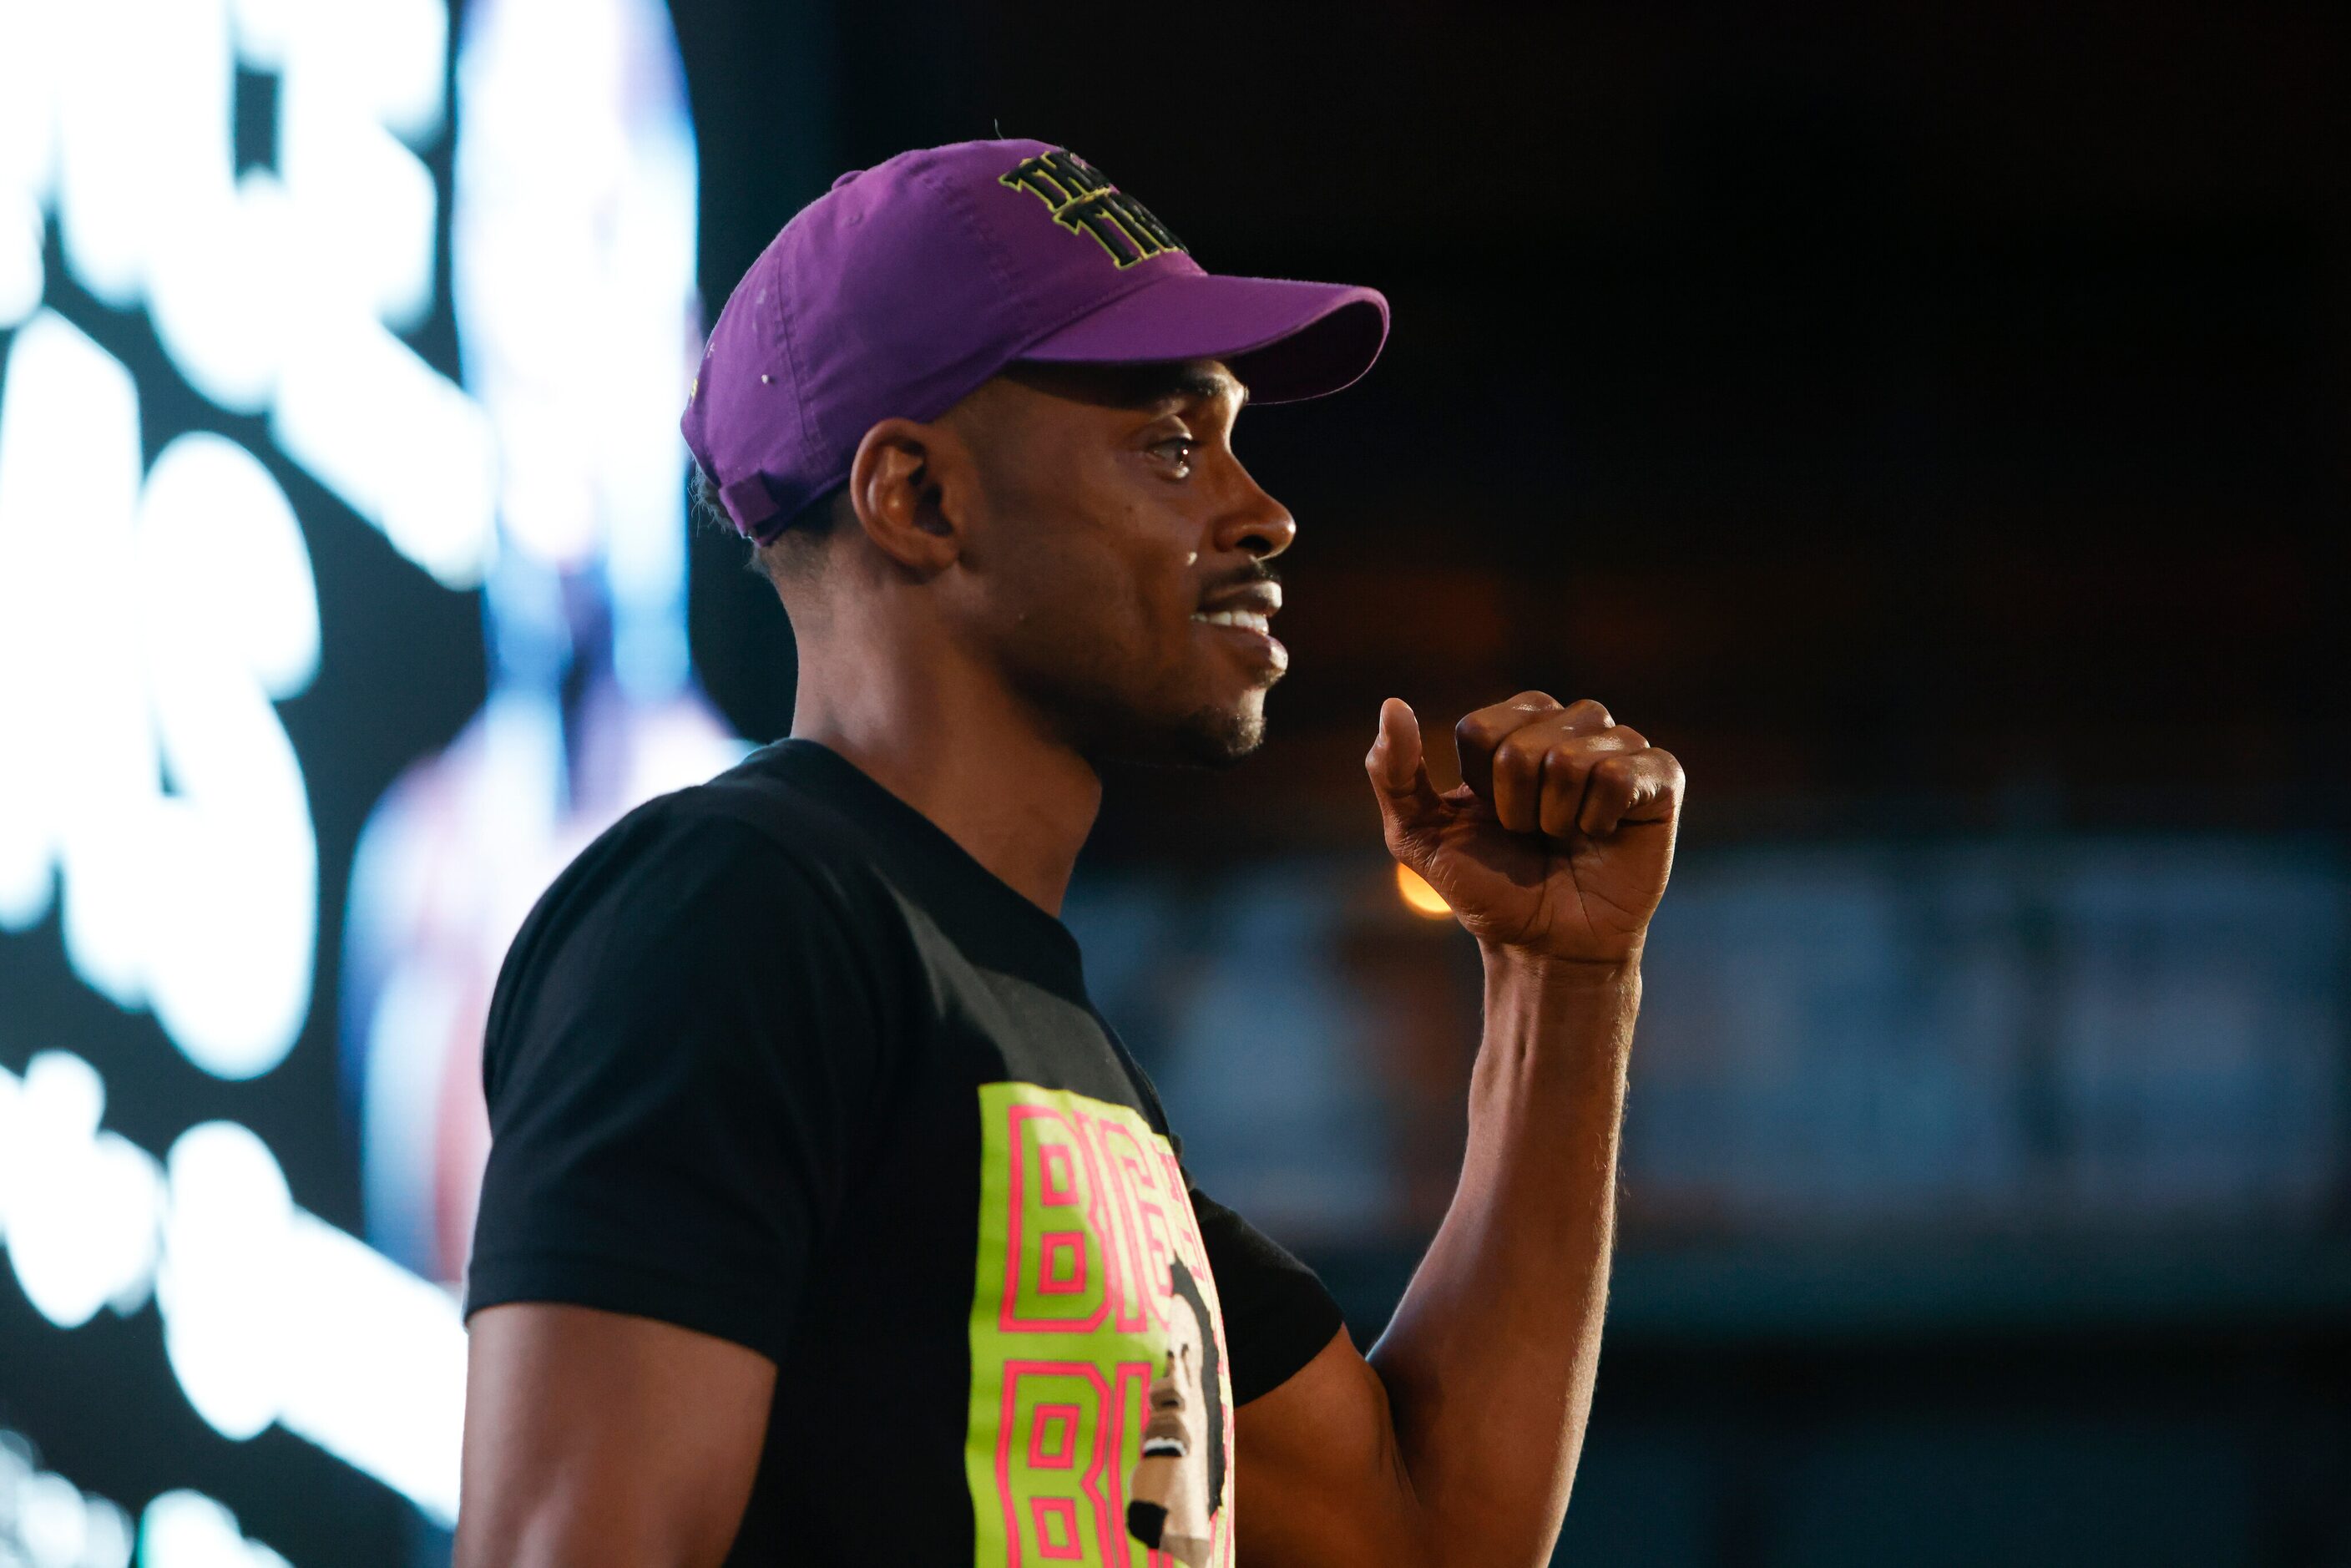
[486,753,910,1047]
[542,747,889,933]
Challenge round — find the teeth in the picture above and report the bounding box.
[1191,609,1271,633]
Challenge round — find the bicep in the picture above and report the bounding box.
[468,823,886,1359]
[456,1302,776,1568]
[1236,1326,1431,1567]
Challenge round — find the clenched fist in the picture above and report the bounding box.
[1366,693,1685,964]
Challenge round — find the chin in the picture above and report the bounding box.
[1085,699,1266,771]
[1166,699,1267,768]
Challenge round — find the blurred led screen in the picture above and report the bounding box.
[0,0,744,1561]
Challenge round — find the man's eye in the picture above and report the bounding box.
[1151,438,1199,469]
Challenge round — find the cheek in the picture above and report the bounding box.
[1125,553,1192,647]
[1063,529,1194,659]
[987,479,1201,677]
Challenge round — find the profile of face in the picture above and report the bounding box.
[1127,1260,1225,1563]
[948,357,1297,770]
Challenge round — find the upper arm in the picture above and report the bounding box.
[466,816,885,1356]
[457,817,882,1560]
[1236,1326,1431,1567]
[1176,1177,1428,1564]
[456,1302,776,1568]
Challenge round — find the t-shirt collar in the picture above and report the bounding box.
[761,737,1089,971]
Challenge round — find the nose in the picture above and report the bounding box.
[1213,462,1297,561]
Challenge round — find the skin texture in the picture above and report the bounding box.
[454,357,1686,1568]
[1236,694,1681,1567]
[460,1302,775,1567]
[766,356,1297,916]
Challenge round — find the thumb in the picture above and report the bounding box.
[1365,697,1446,860]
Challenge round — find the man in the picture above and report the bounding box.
[456,139,1684,1568]
[1130,1259,1224,1561]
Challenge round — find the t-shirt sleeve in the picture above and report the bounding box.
[1187,1176,1347,1405]
[463,810,887,1366]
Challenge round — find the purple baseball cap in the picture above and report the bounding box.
[682,138,1389,540]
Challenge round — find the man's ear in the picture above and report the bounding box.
[846,417,968,574]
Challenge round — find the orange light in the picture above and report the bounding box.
[1394,862,1451,919]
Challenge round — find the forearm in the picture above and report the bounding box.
[1366,945,1636,1568]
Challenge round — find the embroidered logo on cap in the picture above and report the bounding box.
[1000,149,1188,269]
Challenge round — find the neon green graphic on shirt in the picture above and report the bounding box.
[966,1082,1236,1567]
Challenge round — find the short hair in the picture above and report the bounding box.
[690,465,850,584]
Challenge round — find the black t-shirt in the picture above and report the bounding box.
[464,739,1343,1565]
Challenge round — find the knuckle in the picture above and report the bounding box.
[1494,730,1549,775]
[1565,696,1614,727]
[1554,733,1615,771]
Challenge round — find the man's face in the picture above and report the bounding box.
[1143,1291,1207,1468]
[951,357,1296,768]
[1131,1287,1215,1560]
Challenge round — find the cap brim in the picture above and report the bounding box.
[1019,272,1388,403]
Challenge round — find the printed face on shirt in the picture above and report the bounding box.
[1128,1262,1221,1563]
[967,1083,1240,1568]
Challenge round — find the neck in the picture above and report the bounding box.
[786,619,1101,918]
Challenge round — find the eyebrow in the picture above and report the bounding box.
[1001,357,1248,412]
[1141,367,1247,412]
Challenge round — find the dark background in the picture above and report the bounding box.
[684,0,2349,852]
[670,3,2351,1563]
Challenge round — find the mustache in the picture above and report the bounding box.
[1202,561,1281,593]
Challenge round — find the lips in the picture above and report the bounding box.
[1190,580,1281,632]
[1191,607,1273,634]
[1189,579,1287,675]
